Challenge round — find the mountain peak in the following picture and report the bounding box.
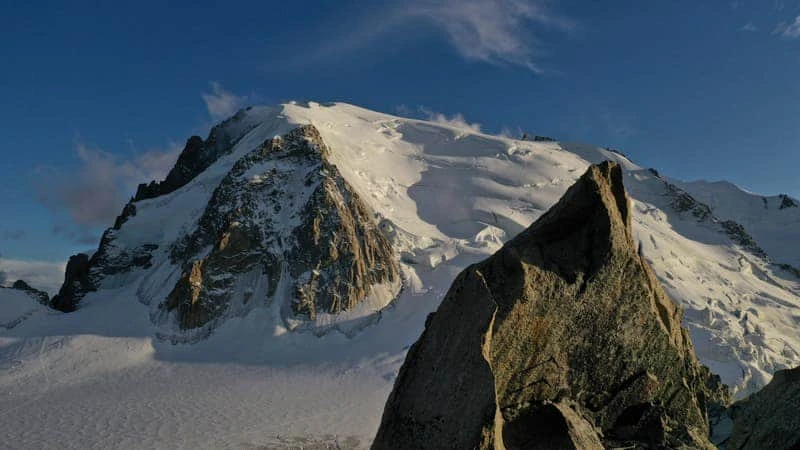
[160,124,400,334]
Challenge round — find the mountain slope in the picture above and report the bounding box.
[676,179,800,268]
[1,101,798,448]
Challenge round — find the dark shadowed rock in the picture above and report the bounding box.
[779,194,798,210]
[134,111,247,202]
[163,125,400,331]
[50,253,92,312]
[10,280,49,305]
[373,162,725,449]
[727,366,800,450]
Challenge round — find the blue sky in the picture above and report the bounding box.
[1,0,799,272]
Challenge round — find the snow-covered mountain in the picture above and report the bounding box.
[675,179,800,268]
[1,101,798,449]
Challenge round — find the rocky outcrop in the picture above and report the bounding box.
[520,132,556,142]
[10,280,49,305]
[779,194,798,210]
[664,181,713,221]
[652,172,769,260]
[726,366,800,450]
[720,220,767,259]
[373,162,726,449]
[50,253,92,312]
[163,125,400,331]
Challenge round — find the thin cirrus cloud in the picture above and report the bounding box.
[407,0,575,72]
[739,22,759,32]
[773,15,800,38]
[202,81,247,120]
[293,0,575,73]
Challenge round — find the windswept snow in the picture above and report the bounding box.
[1,101,799,448]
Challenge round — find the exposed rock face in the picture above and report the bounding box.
[10,280,49,305]
[373,162,725,449]
[164,125,400,331]
[727,366,800,450]
[50,254,92,312]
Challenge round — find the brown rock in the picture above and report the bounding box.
[164,125,400,331]
[373,162,722,449]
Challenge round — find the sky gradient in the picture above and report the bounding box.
[1,0,799,278]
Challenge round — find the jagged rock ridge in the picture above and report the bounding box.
[49,111,252,313]
[373,162,727,449]
[133,109,253,201]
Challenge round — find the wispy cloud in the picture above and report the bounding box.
[774,15,800,38]
[291,0,574,73]
[739,22,759,32]
[36,141,181,231]
[406,0,575,72]
[202,81,247,120]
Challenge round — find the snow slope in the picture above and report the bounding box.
[1,101,798,449]
[676,179,800,268]
[0,288,51,330]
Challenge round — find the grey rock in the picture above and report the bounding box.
[373,162,725,449]
[727,366,800,450]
